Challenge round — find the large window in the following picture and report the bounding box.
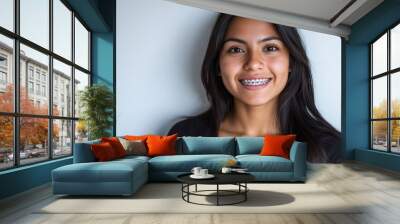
[370,22,400,154]
[0,0,91,171]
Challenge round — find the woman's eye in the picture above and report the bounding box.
[228,47,244,54]
[264,46,278,52]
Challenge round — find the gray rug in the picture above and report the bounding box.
[37,183,362,214]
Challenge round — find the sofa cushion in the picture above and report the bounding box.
[115,155,150,163]
[101,137,127,158]
[235,137,264,155]
[91,142,118,161]
[147,134,177,157]
[259,134,296,159]
[180,137,235,155]
[236,155,293,172]
[118,138,147,156]
[52,158,148,183]
[73,139,100,163]
[148,154,235,172]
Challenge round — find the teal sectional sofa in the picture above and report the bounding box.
[52,137,307,196]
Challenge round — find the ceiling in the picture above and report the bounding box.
[167,0,384,38]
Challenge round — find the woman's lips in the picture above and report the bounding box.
[239,78,272,90]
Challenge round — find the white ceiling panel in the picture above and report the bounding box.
[226,0,352,21]
[166,0,384,38]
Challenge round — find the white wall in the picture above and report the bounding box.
[116,0,341,135]
[299,30,342,131]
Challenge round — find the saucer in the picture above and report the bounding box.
[190,174,215,179]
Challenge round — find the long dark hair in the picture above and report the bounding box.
[201,14,342,163]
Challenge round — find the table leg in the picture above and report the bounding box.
[181,184,183,199]
[188,184,190,202]
[217,184,219,206]
[245,183,247,201]
[195,184,197,192]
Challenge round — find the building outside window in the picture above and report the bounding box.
[36,83,40,95]
[41,73,46,82]
[0,71,6,84]
[42,85,46,97]
[35,70,40,81]
[28,81,34,94]
[0,54,7,88]
[0,54,7,67]
[28,67,34,80]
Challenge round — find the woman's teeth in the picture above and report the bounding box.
[240,78,272,86]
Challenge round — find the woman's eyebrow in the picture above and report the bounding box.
[223,36,282,44]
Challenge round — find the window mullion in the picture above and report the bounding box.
[13,0,20,167]
[49,0,54,160]
[71,10,76,155]
[388,29,391,153]
[370,45,373,149]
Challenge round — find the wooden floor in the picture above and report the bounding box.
[1,161,400,224]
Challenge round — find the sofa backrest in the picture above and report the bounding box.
[73,139,100,163]
[179,137,236,155]
[235,137,264,155]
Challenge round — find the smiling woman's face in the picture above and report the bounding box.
[219,17,290,107]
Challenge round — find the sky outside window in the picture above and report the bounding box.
[0,0,14,32]
[372,33,387,76]
[54,0,72,60]
[391,24,400,70]
[20,0,49,49]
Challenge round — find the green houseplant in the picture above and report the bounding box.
[79,84,114,140]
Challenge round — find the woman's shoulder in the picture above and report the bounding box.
[168,110,217,137]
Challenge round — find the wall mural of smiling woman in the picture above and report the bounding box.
[168,14,342,163]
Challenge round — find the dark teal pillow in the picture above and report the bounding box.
[73,139,100,163]
[181,137,235,155]
[235,137,264,155]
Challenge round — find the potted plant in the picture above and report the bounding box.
[79,84,114,140]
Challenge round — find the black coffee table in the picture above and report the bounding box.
[177,172,255,206]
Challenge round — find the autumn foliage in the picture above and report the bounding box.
[372,99,400,142]
[0,84,59,150]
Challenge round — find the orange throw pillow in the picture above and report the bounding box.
[91,142,117,161]
[101,137,127,158]
[259,134,296,159]
[146,134,177,157]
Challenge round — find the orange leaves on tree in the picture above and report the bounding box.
[0,84,60,150]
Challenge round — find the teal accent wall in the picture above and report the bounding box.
[66,0,110,32]
[0,158,72,199]
[91,0,115,135]
[345,0,400,171]
[355,149,400,172]
[91,32,114,135]
[0,0,115,200]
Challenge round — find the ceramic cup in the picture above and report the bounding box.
[200,169,208,176]
[221,167,232,174]
[191,167,202,176]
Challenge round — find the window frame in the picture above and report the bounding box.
[370,20,400,154]
[0,0,92,171]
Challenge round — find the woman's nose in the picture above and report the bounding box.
[244,50,264,71]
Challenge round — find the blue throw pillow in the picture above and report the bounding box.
[181,137,235,155]
[235,137,264,155]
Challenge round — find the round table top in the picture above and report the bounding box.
[177,172,255,185]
